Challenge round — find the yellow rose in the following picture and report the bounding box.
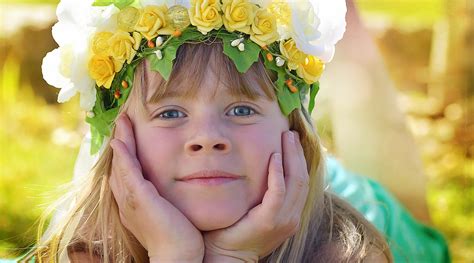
[108,30,142,64]
[117,6,141,32]
[135,5,174,40]
[91,32,113,55]
[222,0,256,34]
[189,0,223,35]
[250,9,278,47]
[279,39,306,70]
[88,54,122,89]
[296,55,325,84]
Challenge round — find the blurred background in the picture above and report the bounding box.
[0,0,472,261]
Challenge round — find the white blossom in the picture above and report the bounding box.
[155,50,163,60]
[288,0,346,63]
[42,0,119,110]
[275,57,285,67]
[156,36,164,47]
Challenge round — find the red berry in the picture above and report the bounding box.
[114,90,121,99]
[121,80,129,89]
[147,40,155,48]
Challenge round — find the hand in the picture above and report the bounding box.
[203,131,310,262]
[109,114,204,262]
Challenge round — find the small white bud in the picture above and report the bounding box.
[155,36,164,47]
[275,57,285,67]
[86,111,95,118]
[231,39,241,47]
[238,42,245,52]
[154,50,163,60]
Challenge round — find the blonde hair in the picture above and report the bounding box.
[33,42,391,262]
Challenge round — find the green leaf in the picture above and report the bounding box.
[118,65,136,106]
[92,0,134,9]
[90,125,105,155]
[86,106,119,155]
[179,27,205,41]
[92,0,114,7]
[114,0,135,9]
[262,50,300,115]
[276,80,301,116]
[221,35,261,73]
[86,107,119,137]
[148,44,179,81]
[308,82,320,115]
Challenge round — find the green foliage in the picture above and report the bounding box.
[148,44,179,81]
[308,82,320,115]
[262,51,302,116]
[92,0,135,9]
[221,35,261,74]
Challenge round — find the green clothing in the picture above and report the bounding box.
[326,156,450,262]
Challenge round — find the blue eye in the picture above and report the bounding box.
[228,105,256,117]
[158,110,186,119]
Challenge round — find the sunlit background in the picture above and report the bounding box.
[1,0,472,261]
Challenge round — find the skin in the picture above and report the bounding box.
[108,66,311,261]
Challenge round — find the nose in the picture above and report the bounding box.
[184,130,232,155]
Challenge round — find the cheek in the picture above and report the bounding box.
[134,127,181,181]
[235,124,284,203]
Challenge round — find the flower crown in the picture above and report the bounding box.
[42,0,347,154]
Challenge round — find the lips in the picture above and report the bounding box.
[177,170,244,186]
[178,170,244,181]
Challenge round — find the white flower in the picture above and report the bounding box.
[275,56,285,67]
[155,50,163,59]
[288,0,346,63]
[156,36,164,47]
[43,0,119,110]
[231,38,244,47]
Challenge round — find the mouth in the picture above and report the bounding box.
[177,170,244,186]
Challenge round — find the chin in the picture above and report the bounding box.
[180,201,249,231]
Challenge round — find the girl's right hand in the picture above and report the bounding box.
[109,114,204,262]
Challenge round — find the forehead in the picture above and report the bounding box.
[144,76,267,104]
[129,42,277,116]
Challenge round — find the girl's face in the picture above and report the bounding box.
[128,62,289,231]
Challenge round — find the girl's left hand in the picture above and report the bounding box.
[203,131,310,262]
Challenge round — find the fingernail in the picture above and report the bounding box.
[288,131,295,142]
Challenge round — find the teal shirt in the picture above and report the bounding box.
[326,156,450,262]
[3,157,450,262]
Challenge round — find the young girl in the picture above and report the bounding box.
[33,0,392,261]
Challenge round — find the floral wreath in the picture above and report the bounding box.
[42,0,347,154]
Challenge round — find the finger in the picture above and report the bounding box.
[109,169,125,206]
[260,152,286,215]
[110,138,145,192]
[293,131,308,175]
[281,131,309,213]
[290,132,310,215]
[115,114,137,157]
